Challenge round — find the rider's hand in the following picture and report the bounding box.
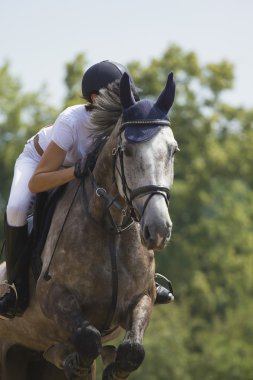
[74,157,88,179]
[74,151,98,179]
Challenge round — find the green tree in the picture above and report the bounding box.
[1,47,253,379]
[0,62,57,241]
[126,45,253,379]
[63,53,88,108]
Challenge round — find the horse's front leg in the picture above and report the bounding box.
[103,294,152,380]
[38,282,101,379]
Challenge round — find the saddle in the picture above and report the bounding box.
[29,184,67,281]
[29,143,105,281]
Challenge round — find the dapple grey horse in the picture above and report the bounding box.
[0,72,177,379]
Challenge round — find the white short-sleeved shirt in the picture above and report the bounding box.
[36,105,94,166]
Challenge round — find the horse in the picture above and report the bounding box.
[0,71,178,380]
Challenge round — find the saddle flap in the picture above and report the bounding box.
[30,184,67,281]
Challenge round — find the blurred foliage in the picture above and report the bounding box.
[63,53,87,108]
[0,62,58,239]
[0,45,253,379]
[126,45,253,380]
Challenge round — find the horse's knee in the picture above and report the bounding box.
[72,322,102,360]
[115,341,145,373]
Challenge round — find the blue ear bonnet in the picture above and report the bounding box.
[123,99,167,120]
[123,100,170,143]
[120,72,175,143]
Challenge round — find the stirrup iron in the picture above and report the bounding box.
[155,273,174,302]
[0,281,18,320]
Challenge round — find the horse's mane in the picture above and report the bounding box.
[89,80,122,143]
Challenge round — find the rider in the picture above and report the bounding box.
[0,60,172,320]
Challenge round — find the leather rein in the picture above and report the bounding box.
[90,119,171,335]
[90,119,171,233]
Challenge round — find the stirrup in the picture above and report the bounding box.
[155,273,174,303]
[0,282,18,320]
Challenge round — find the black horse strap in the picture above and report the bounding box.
[43,181,82,281]
[90,127,171,332]
[130,185,170,204]
[101,233,119,333]
[90,171,135,234]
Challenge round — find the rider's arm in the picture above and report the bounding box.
[28,141,75,193]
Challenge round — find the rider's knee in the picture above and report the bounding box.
[6,204,28,227]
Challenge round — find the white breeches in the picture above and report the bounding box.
[6,142,41,227]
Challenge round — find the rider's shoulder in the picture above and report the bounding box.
[60,104,88,117]
[56,104,90,126]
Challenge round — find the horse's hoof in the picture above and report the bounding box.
[116,341,145,372]
[63,352,90,379]
[72,323,101,358]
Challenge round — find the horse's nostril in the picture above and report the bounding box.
[166,220,172,229]
[166,222,172,235]
[144,225,151,241]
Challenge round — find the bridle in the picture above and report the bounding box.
[89,119,172,334]
[43,118,173,335]
[89,119,171,233]
[112,120,171,223]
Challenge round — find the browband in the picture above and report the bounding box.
[121,119,171,127]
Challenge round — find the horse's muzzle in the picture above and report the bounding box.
[142,222,172,250]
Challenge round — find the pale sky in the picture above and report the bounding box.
[0,0,252,108]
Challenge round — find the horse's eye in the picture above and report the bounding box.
[124,145,134,157]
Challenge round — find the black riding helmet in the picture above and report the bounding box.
[82,60,139,102]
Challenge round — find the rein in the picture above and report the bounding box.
[88,170,135,334]
[90,119,171,333]
[43,181,82,281]
[43,118,172,334]
[89,171,135,234]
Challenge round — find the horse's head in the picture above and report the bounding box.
[115,72,178,250]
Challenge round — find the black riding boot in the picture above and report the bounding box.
[0,217,30,319]
[155,273,174,304]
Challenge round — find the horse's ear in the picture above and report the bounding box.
[120,72,136,109]
[155,72,176,114]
